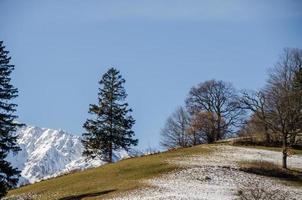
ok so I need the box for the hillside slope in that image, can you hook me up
[114,145,302,200]
[6,144,302,200]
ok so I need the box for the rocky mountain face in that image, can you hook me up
[6,126,130,185]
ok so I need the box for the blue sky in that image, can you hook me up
[1,0,301,149]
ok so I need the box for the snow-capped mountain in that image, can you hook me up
[6,125,130,185]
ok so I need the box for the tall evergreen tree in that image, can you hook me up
[0,41,21,198]
[82,68,138,163]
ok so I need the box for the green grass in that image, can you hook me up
[7,145,211,200]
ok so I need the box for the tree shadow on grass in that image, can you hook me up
[239,160,302,185]
[59,189,116,200]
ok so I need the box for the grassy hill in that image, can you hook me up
[6,145,212,200]
[6,143,302,200]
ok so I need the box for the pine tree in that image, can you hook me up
[0,41,21,198]
[82,68,138,163]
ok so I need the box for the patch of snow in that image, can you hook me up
[111,146,302,200]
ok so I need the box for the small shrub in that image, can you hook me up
[237,178,291,200]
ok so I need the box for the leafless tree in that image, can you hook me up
[186,124,203,146]
[186,80,244,142]
[237,113,274,145]
[241,48,302,169]
[160,106,191,149]
[240,91,271,144]
[189,111,227,144]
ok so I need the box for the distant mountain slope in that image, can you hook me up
[6,125,130,185]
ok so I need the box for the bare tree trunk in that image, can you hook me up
[282,134,287,169]
[216,115,221,141]
[193,131,197,145]
[282,148,287,169]
[264,125,270,145]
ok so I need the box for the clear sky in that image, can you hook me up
[0,0,301,149]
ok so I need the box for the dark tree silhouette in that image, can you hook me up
[0,41,22,198]
[82,68,138,163]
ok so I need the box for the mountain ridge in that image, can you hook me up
[6,125,130,185]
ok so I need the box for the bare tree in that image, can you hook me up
[241,48,302,169]
[186,125,203,146]
[160,106,191,149]
[237,112,273,145]
[240,91,271,144]
[189,111,227,144]
[186,80,244,142]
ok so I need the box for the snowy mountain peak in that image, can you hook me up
[6,125,130,185]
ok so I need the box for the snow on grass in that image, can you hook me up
[112,146,302,200]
